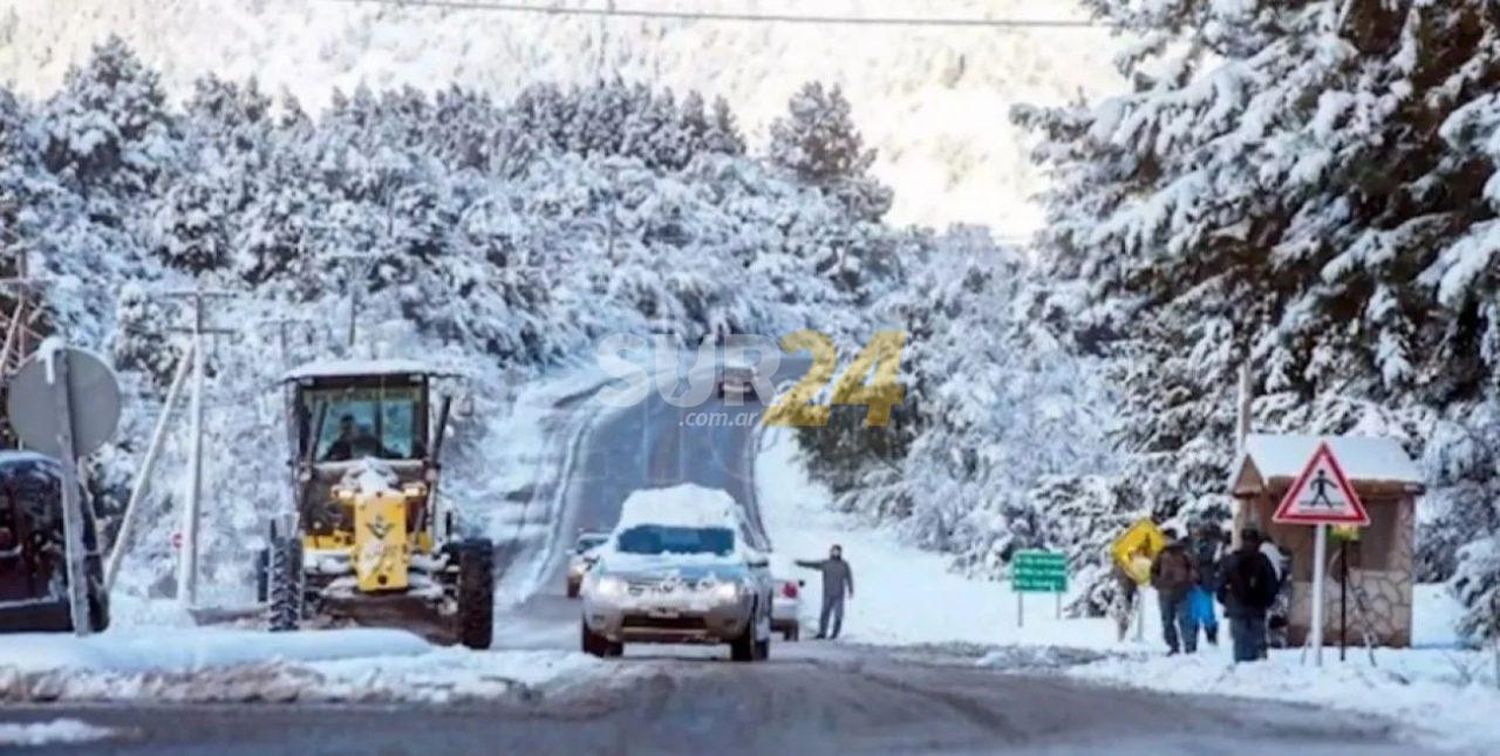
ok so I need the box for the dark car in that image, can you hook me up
[0,451,109,633]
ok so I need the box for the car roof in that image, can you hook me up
[616,484,738,530]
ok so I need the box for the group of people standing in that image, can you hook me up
[1145,523,1290,662]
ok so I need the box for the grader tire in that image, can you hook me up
[457,539,495,650]
[267,535,304,632]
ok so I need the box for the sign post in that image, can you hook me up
[1272,442,1369,667]
[1012,550,1068,629]
[1109,520,1165,643]
[5,341,122,637]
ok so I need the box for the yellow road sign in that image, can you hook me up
[1110,518,1167,585]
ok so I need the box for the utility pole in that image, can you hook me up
[261,317,317,372]
[105,340,195,591]
[327,253,376,352]
[0,251,44,379]
[162,289,234,608]
[1236,360,1252,454]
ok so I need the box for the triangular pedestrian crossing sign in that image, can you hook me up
[1273,442,1370,526]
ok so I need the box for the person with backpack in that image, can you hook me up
[1187,522,1224,646]
[1217,528,1281,662]
[1260,535,1292,653]
[1149,528,1198,654]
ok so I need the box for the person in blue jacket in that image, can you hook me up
[1188,521,1225,646]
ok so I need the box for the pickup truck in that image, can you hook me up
[580,484,774,662]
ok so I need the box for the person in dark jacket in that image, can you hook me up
[1149,528,1199,654]
[796,544,854,640]
[1187,522,1224,646]
[1217,528,1281,663]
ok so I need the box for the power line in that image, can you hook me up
[317,0,1105,29]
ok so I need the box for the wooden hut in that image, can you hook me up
[1229,434,1424,648]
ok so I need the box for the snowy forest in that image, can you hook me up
[0,37,1032,603]
[4,0,1500,647]
[795,0,1500,643]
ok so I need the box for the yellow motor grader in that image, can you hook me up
[258,359,493,649]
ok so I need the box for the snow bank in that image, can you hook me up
[967,585,1496,751]
[0,628,431,674]
[1066,646,1500,752]
[0,719,121,748]
[0,648,601,705]
[296,649,602,704]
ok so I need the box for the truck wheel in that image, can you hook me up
[457,539,495,650]
[784,625,799,642]
[582,620,621,658]
[731,603,764,662]
[267,534,303,632]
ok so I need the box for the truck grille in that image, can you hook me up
[622,615,708,631]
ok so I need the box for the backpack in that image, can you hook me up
[1191,539,1220,584]
[1152,547,1195,592]
[1226,551,1277,610]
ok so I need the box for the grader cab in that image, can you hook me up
[261,359,493,649]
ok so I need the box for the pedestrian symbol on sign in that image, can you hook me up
[1272,443,1370,526]
[1309,470,1337,507]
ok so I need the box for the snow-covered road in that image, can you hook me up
[3,641,1411,755]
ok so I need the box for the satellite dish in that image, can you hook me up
[6,346,122,458]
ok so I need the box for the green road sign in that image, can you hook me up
[1012,550,1068,593]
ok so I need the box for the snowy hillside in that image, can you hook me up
[0,0,1124,233]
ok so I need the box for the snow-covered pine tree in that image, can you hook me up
[31,35,175,347]
[768,82,893,223]
[1017,0,1500,635]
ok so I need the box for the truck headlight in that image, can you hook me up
[593,575,627,599]
[712,581,742,603]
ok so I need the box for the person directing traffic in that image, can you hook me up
[796,544,854,640]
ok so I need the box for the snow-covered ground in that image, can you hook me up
[0,627,430,674]
[0,0,1124,234]
[758,426,1123,648]
[758,426,1500,752]
[0,626,599,704]
[0,719,122,748]
[1061,586,1500,753]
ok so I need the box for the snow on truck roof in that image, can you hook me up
[616,484,740,530]
[281,359,459,382]
[1233,433,1423,489]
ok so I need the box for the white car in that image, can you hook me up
[580,484,775,662]
[717,363,760,400]
[771,576,804,641]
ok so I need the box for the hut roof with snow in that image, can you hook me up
[1230,433,1424,497]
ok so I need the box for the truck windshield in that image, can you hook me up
[576,535,609,554]
[615,525,735,556]
[303,386,422,461]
